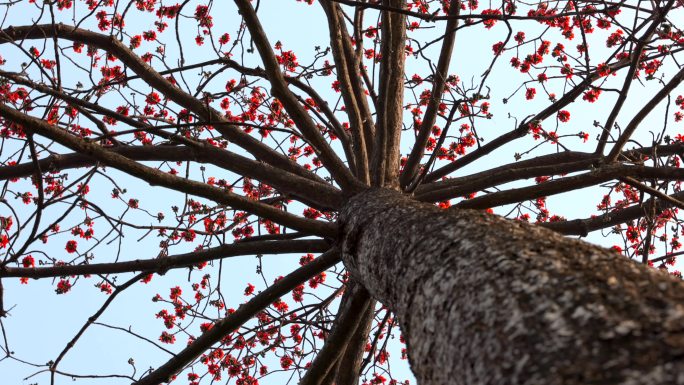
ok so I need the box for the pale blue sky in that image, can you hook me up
[1,1,683,384]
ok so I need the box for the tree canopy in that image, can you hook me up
[1,1,684,384]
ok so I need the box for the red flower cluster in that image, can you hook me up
[159,331,176,344]
[583,89,601,103]
[65,240,78,254]
[145,92,161,105]
[22,255,35,268]
[56,279,72,294]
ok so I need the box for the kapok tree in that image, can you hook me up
[1,0,684,384]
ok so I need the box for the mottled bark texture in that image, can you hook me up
[339,189,684,385]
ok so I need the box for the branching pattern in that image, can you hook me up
[0,1,683,385]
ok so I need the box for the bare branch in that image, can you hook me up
[50,273,147,383]
[0,99,342,210]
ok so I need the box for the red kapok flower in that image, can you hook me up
[22,255,35,268]
[65,240,78,253]
[56,279,72,294]
[557,110,571,122]
[244,283,255,296]
[145,92,161,105]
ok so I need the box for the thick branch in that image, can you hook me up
[233,0,360,192]
[620,176,684,211]
[607,65,684,161]
[455,164,684,210]
[299,284,372,385]
[0,24,321,183]
[181,59,356,165]
[424,55,635,183]
[400,0,459,188]
[0,103,336,238]
[134,249,340,385]
[320,0,371,183]
[371,0,407,188]
[0,142,341,213]
[542,189,684,236]
[329,287,375,385]
[338,1,377,169]
[1,239,329,278]
[417,155,597,202]
[594,1,674,154]
[417,143,684,202]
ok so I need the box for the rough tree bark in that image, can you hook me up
[340,189,684,385]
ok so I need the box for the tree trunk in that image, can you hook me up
[339,189,684,385]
